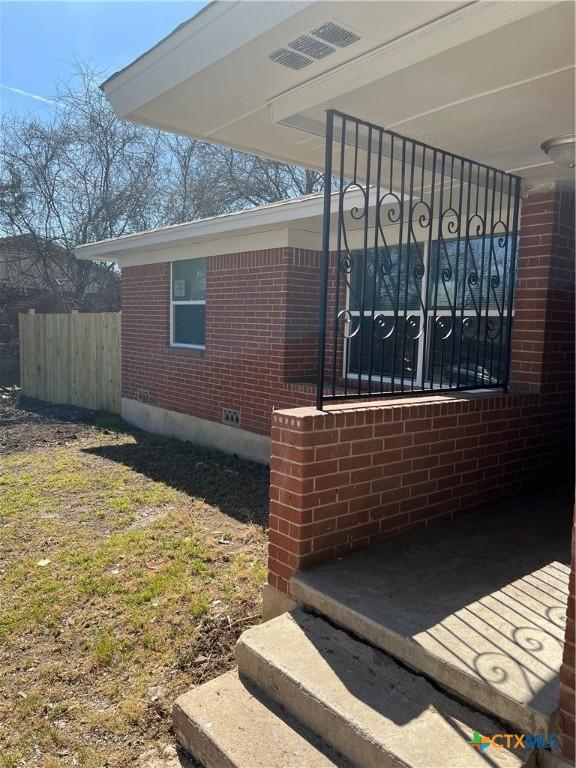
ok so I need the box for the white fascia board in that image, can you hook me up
[269,0,555,125]
[75,194,331,262]
[73,187,380,263]
[104,0,313,119]
[82,227,322,268]
[108,228,290,268]
[115,228,322,267]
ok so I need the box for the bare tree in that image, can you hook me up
[157,135,236,223]
[0,66,166,306]
[209,147,323,208]
[0,63,324,309]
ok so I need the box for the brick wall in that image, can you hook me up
[121,248,320,436]
[268,391,572,594]
[121,246,357,432]
[283,251,321,383]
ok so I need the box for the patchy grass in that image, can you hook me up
[0,395,269,767]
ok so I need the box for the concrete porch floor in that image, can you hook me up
[292,486,573,735]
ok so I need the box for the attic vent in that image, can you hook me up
[269,48,313,70]
[288,34,335,60]
[311,21,361,48]
[269,21,360,70]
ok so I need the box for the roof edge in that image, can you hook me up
[101,0,220,92]
[75,191,333,260]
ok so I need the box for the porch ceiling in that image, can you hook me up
[104,1,575,186]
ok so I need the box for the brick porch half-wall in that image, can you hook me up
[269,390,572,593]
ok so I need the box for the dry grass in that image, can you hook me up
[0,395,269,767]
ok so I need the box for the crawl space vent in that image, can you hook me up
[223,408,241,427]
[269,20,360,70]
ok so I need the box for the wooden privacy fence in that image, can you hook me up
[19,311,121,414]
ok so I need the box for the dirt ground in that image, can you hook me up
[0,388,270,768]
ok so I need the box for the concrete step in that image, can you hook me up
[291,493,570,734]
[236,609,534,768]
[173,669,351,768]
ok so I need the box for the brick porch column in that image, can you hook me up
[559,516,575,764]
[509,184,575,395]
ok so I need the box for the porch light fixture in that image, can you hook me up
[540,134,576,168]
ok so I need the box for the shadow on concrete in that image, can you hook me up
[293,486,573,728]
[245,608,525,768]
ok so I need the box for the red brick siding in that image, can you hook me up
[283,251,321,383]
[121,248,320,435]
[282,251,346,389]
[121,186,574,439]
[560,517,576,763]
[268,391,572,594]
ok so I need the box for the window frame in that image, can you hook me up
[345,238,508,389]
[170,259,207,350]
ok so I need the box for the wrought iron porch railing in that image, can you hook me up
[317,110,522,409]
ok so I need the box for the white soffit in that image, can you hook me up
[103,0,576,185]
[269,0,559,123]
[269,2,575,183]
[104,1,467,143]
[103,1,316,119]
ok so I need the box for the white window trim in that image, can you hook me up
[170,260,206,350]
[344,239,505,388]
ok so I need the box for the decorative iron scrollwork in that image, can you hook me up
[317,109,521,408]
[373,314,395,340]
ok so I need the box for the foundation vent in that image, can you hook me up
[269,20,360,70]
[136,388,150,404]
[223,408,241,427]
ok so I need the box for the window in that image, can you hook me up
[171,258,207,347]
[347,236,513,389]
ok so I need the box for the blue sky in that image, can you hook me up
[0,1,208,118]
